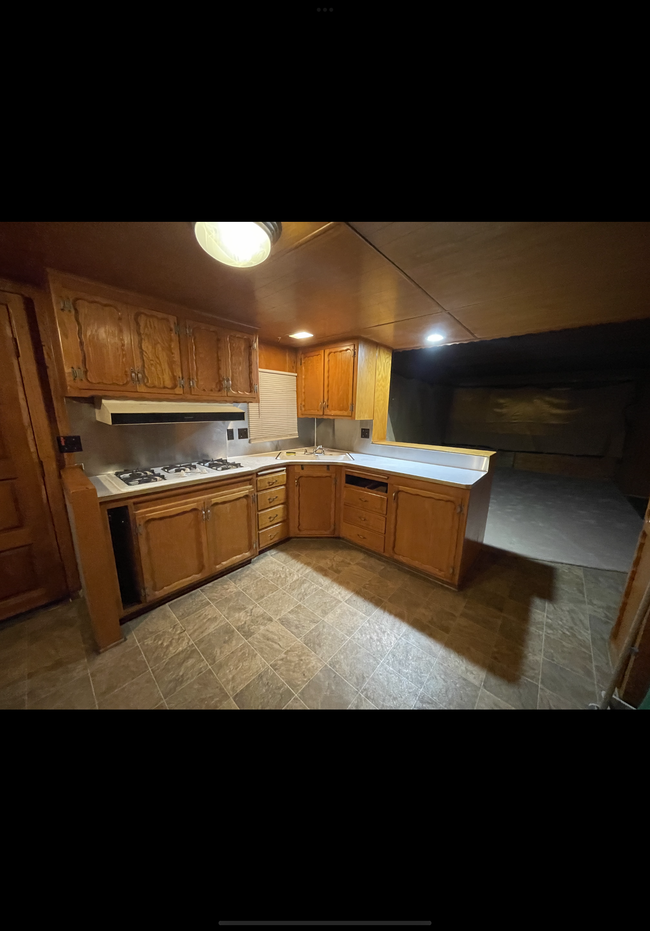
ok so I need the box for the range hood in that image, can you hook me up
[95,399,246,425]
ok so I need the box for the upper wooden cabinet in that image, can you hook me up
[297,339,378,419]
[48,273,259,401]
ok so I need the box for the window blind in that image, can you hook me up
[248,369,299,442]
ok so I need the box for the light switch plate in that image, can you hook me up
[227,429,234,440]
[361,428,370,439]
[238,428,248,439]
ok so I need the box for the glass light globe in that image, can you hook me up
[194,222,272,267]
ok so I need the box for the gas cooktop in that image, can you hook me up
[114,458,243,487]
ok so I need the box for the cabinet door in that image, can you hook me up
[298,349,324,416]
[205,483,256,573]
[386,482,463,581]
[187,320,228,398]
[221,329,259,401]
[0,298,67,620]
[56,290,137,392]
[130,307,183,395]
[324,343,355,417]
[135,497,209,601]
[290,467,337,536]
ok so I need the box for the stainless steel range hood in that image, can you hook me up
[95,399,246,425]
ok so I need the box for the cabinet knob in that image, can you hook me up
[358,533,366,539]
[359,496,368,502]
[359,516,367,521]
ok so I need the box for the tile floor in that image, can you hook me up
[0,538,628,710]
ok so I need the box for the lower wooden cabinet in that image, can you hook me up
[205,483,257,574]
[133,482,256,601]
[386,479,465,583]
[289,465,338,536]
[135,496,209,601]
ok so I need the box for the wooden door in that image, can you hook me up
[130,307,183,395]
[221,329,258,401]
[205,483,257,574]
[187,320,228,398]
[290,466,337,536]
[135,496,209,601]
[386,482,463,581]
[55,289,137,393]
[298,349,324,416]
[0,298,67,620]
[324,343,355,417]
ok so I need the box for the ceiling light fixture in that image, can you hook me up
[289,332,313,339]
[426,333,444,343]
[192,222,282,268]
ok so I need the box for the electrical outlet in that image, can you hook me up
[57,435,83,453]
[238,428,248,439]
[227,428,234,440]
[361,428,370,439]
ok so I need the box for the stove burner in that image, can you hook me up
[161,463,199,473]
[197,459,243,471]
[115,469,166,486]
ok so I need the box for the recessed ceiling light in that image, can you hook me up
[426,333,444,343]
[289,332,314,339]
[192,222,282,267]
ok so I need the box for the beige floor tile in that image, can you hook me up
[298,665,359,709]
[88,640,150,700]
[27,656,89,705]
[540,658,596,706]
[328,638,381,691]
[166,669,230,710]
[542,633,595,681]
[151,644,209,699]
[247,619,298,663]
[420,664,480,710]
[201,575,239,600]
[278,604,322,638]
[257,589,300,621]
[284,695,309,709]
[139,626,193,670]
[0,676,27,710]
[326,601,368,637]
[238,576,280,603]
[98,671,162,710]
[29,673,96,710]
[212,641,267,696]
[482,661,539,709]
[233,666,294,710]
[348,692,378,709]
[271,641,324,692]
[177,602,227,641]
[228,603,275,640]
[300,620,348,662]
[127,604,180,642]
[168,589,213,622]
[360,662,420,709]
[475,689,516,710]
[192,622,246,667]
[382,637,437,688]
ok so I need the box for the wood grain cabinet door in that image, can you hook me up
[386,482,464,581]
[220,330,259,401]
[130,307,183,395]
[135,497,209,601]
[297,349,324,416]
[324,343,355,417]
[290,466,337,536]
[205,483,257,573]
[56,291,137,392]
[0,299,67,620]
[186,320,228,397]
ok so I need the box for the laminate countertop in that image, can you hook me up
[89,448,490,502]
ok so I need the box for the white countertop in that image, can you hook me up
[89,448,489,500]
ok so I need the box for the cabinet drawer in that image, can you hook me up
[343,505,386,535]
[258,503,288,530]
[344,485,387,515]
[341,522,385,554]
[257,470,287,491]
[257,485,287,511]
[259,520,289,549]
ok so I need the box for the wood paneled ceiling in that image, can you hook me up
[1,220,648,349]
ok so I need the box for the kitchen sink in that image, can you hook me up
[273,448,354,461]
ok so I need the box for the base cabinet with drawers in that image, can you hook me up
[100,460,492,622]
[256,468,289,549]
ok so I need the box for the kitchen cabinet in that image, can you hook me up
[289,465,338,536]
[257,469,289,549]
[48,273,259,401]
[340,470,389,555]
[386,478,465,583]
[297,339,378,420]
[130,305,184,395]
[205,483,257,574]
[134,495,209,601]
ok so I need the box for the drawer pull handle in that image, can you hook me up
[358,534,366,539]
[268,495,278,503]
[359,496,368,502]
[267,481,277,486]
[270,532,277,540]
[269,513,278,521]
[359,516,367,521]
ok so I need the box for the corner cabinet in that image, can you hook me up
[289,465,339,536]
[385,478,466,584]
[48,273,259,401]
[297,339,378,420]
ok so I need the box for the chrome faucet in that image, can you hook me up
[314,445,325,455]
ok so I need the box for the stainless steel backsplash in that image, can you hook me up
[67,399,315,476]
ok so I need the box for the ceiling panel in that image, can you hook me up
[359,312,476,349]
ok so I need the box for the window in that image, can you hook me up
[248,369,299,442]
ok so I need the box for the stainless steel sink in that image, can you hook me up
[273,448,353,461]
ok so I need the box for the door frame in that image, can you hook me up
[0,281,80,595]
